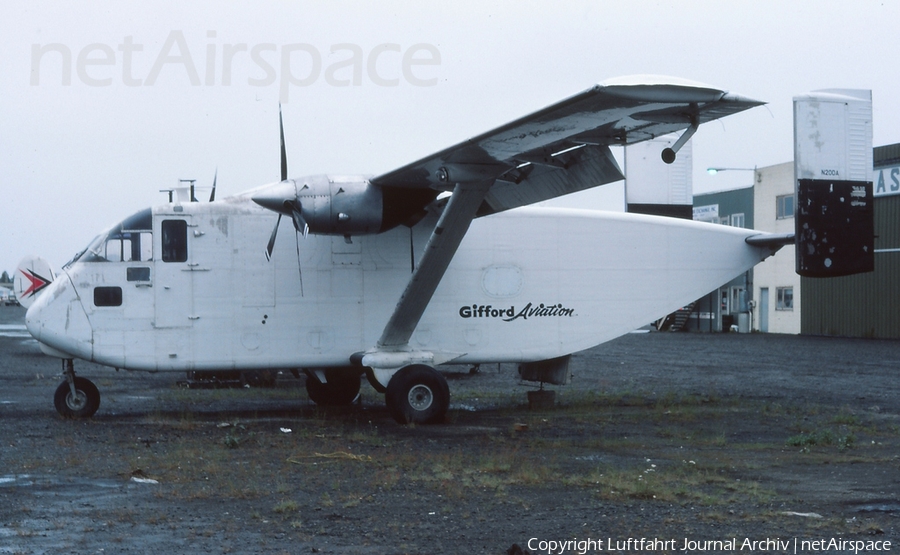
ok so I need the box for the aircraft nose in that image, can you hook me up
[251,181,297,214]
[25,273,93,360]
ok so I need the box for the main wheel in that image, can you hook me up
[305,369,361,406]
[54,377,100,418]
[385,365,449,424]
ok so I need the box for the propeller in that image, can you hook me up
[279,103,288,182]
[264,104,309,261]
[265,199,309,261]
[265,214,282,261]
[289,200,309,238]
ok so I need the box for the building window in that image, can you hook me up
[776,286,793,311]
[730,286,745,313]
[776,194,794,219]
[730,213,745,228]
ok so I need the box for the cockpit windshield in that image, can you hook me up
[69,208,153,265]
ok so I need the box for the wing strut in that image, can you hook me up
[661,113,698,164]
[377,181,492,349]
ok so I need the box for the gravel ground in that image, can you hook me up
[1,304,899,554]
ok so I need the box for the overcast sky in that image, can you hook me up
[2,0,899,275]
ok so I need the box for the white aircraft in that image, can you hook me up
[17,76,866,424]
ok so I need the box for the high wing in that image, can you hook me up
[371,75,763,216]
[363,77,763,363]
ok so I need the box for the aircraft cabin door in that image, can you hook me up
[154,215,195,328]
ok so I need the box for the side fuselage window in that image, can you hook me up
[161,220,188,262]
[94,286,123,307]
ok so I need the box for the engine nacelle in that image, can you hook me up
[294,175,384,235]
[252,174,438,236]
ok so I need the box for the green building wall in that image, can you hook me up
[801,145,900,338]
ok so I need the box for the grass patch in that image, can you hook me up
[786,429,855,452]
[272,500,299,514]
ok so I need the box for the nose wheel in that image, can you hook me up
[54,360,100,418]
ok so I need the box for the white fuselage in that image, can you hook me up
[26,194,773,372]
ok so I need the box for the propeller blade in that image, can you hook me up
[209,168,218,202]
[279,104,288,182]
[265,213,282,261]
[288,201,309,238]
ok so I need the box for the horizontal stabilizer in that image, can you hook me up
[744,232,794,249]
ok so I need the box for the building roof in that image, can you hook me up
[874,143,900,167]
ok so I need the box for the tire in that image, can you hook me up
[364,368,387,393]
[54,377,100,418]
[385,365,449,425]
[305,369,361,406]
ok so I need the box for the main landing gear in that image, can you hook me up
[306,365,450,425]
[385,365,449,425]
[304,369,362,406]
[54,359,100,418]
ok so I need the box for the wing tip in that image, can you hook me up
[598,74,764,108]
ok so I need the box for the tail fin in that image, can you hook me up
[14,256,55,309]
[795,179,874,277]
[625,134,693,220]
[793,89,874,278]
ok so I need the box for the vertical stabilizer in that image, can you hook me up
[793,89,874,277]
[14,256,56,308]
[625,134,693,219]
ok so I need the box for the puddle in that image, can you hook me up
[855,502,900,514]
[0,474,121,490]
[0,324,30,338]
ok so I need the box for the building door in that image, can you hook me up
[759,287,769,333]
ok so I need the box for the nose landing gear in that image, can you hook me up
[54,359,100,418]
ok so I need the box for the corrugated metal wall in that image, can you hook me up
[801,194,900,338]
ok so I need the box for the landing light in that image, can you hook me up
[707,167,755,175]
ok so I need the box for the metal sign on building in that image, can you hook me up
[874,165,900,197]
[692,204,719,222]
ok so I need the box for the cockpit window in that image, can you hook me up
[70,208,153,265]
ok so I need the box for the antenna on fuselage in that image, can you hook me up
[180,179,197,202]
[209,168,218,202]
